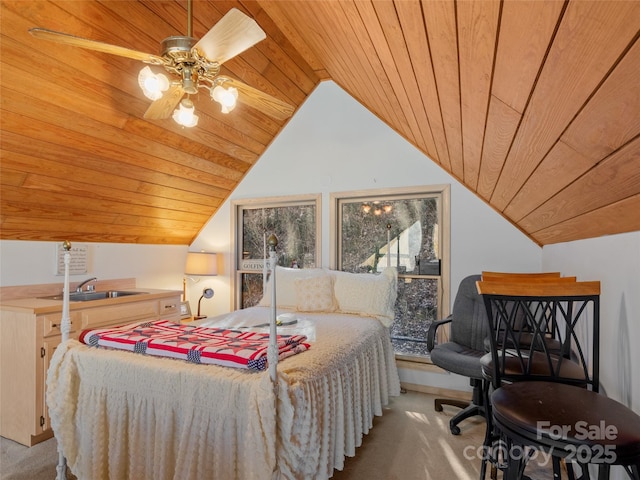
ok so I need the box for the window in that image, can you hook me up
[232,194,321,309]
[331,185,450,362]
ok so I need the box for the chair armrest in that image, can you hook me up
[427,315,452,352]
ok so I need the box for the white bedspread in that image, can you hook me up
[47,307,401,480]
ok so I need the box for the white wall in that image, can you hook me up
[543,232,640,411]
[543,231,640,480]
[0,241,187,292]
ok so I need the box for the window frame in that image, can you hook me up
[330,185,451,363]
[231,194,322,310]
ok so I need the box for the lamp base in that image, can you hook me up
[193,315,207,320]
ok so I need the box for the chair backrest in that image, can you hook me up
[481,276,577,339]
[449,274,489,351]
[481,271,562,281]
[476,280,601,392]
[482,272,576,285]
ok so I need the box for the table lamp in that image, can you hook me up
[184,252,218,317]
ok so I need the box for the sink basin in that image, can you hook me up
[39,290,147,302]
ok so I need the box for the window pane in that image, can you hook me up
[236,198,319,310]
[241,273,264,309]
[392,278,439,358]
[340,197,439,274]
[336,190,446,362]
[241,205,317,270]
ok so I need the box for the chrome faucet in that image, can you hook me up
[76,277,98,293]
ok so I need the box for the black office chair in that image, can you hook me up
[477,279,640,480]
[427,274,489,435]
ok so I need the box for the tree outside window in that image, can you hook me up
[233,195,320,309]
[333,186,450,361]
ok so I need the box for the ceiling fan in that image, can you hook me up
[29,2,295,127]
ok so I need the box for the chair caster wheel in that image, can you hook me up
[450,424,461,435]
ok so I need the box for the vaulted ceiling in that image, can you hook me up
[1,0,639,246]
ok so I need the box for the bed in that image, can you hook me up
[47,261,401,480]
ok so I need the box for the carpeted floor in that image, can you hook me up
[1,390,551,479]
[1,433,76,480]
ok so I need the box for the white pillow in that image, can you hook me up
[331,268,398,326]
[295,274,336,312]
[258,266,326,308]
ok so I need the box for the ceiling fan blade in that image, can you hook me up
[193,8,266,65]
[144,84,185,120]
[218,76,295,121]
[29,28,161,63]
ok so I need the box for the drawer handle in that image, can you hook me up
[164,304,177,309]
[52,323,59,328]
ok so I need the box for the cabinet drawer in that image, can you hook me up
[42,312,79,338]
[80,301,159,330]
[160,297,180,318]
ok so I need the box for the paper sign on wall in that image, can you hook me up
[56,243,89,275]
[240,259,265,271]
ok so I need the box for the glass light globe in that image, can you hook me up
[172,99,199,127]
[138,66,169,100]
[211,85,238,113]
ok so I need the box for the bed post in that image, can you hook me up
[266,234,278,387]
[386,224,391,268]
[263,231,268,296]
[55,240,72,480]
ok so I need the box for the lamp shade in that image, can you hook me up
[185,252,218,276]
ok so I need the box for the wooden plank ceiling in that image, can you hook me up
[1,0,639,246]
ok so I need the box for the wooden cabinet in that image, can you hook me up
[40,335,64,433]
[0,291,181,446]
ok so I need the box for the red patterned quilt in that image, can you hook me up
[79,319,310,371]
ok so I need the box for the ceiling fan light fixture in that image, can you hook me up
[181,67,198,95]
[30,7,295,124]
[138,66,169,100]
[211,85,238,113]
[172,98,199,127]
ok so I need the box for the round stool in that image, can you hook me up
[491,381,640,479]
